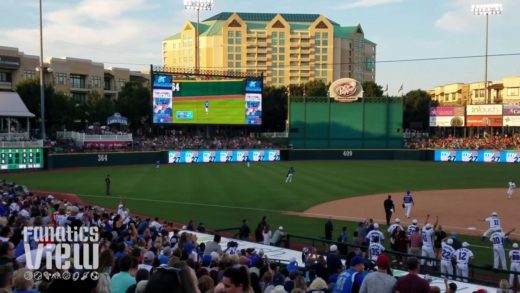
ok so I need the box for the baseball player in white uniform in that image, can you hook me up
[454,242,474,282]
[402,191,414,218]
[421,215,438,267]
[366,223,385,244]
[509,243,520,287]
[407,219,419,235]
[368,237,385,264]
[507,180,516,199]
[387,218,403,235]
[490,228,515,270]
[482,212,502,240]
[441,239,456,279]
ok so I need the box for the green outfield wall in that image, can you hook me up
[46,151,164,169]
[289,97,403,149]
[284,149,432,161]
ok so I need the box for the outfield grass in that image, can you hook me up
[4,160,520,267]
[172,98,245,124]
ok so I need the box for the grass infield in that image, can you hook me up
[4,160,520,267]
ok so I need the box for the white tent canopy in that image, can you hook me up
[0,92,35,117]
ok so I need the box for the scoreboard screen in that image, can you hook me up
[152,74,262,125]
[0,148,44,170]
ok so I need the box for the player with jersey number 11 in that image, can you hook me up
[481,211,501,241]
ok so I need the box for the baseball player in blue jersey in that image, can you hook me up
[509,243,520,287]
[285,167,295,183]
[403,191,414,218]
[205,100,209,114]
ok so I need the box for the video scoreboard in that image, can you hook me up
[152,73,262,125]
[0,148,44,170]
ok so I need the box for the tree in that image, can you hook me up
[403,90,432,129]
[262,85,287,132]
[87,91,114,125]
[304,80,328,97]
[288,84,304,96]
[115,81,151,130]
[15,79,76,134]
[361,81,384,97]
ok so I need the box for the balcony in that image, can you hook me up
[0,81,12,90]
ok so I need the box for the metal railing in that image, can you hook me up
[56,131,133,142]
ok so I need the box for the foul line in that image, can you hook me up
[78,193,517,249]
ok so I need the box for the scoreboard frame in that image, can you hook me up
[0,148,44,171]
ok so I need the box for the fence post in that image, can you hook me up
[285,234,290,249]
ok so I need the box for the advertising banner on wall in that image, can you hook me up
[466,105,502,116]
[466,115,503,127]
[434,150,519,163]
[503,105,520,116]
[168,149,280,164]
[429,107,465,127]
[503,116,520,126]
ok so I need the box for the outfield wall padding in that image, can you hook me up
[47,151,164,169]
[285,149,431,161]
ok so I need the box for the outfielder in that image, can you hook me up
[366,223,385,244]
[509,243,520,288]
[454,242,474,282]
[402,191,414,218]
[421,215,438,267]
[440,239,456,279]
[490,228,515,270]
[507,180,516,199]
[285,167,295,183]
[482,212,502,240]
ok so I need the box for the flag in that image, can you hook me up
[383,84,389,95]
[398,84,404,96]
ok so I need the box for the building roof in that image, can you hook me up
[201,20,226,36]
[163,32,182,41]
[334,26,363,38]
[0,92,35,117]
[204,12,339,25]
[245,22,267,30]
[364,39,376,46]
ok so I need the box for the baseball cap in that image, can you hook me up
[278,226,284,230]
[412,219,418,224]
[144,251,155,261]
[375,255,390,269]
[330,245,338,252]
[373,223,379,229]
[290,257,297,263]
[513,243,519,249]
[118,204,124,209]
[447,239,453,245]
[350,256,365,266]
[462,242,470,248]
[395,218,401,223]
[425,223,432,229]
[492,212,498,216]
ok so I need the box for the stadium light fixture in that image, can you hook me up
[184,0,214,72]
[471,3,503,104]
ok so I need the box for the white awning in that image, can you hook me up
[0,92,35,117]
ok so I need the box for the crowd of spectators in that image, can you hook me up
[405,133,520,150]
[0,179,511,293]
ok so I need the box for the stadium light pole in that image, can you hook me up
[38,0,46,140]
[184,0,214,73]
[472,3,503,104]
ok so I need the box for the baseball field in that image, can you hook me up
[172,96,245,124]
[3,160,520,267]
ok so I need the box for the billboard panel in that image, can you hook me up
[168,149,280,164]
[466,105,502,116]
[466,115,503,127]
[503,116,520,126]
[429,116,465,127]
[434,150,519,163]
[503,105,520,116]
[429,106,465,117]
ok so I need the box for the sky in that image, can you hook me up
[1,0,519,94]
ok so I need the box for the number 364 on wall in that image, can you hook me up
[97,154,108,162]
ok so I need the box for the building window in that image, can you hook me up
[507,88,519,97]
[56,73,66,85]
[118,79,126,90]
[0,71,12,82]
[23,70,36,80]
[72,92,86,104]
[227,30,242,70]
[70,74,86,89]
[104,77,112,91]
[91,76,101,88]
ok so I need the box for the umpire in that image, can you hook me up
[383,195,395,225]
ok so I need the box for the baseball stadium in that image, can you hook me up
[1,64,520,292]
